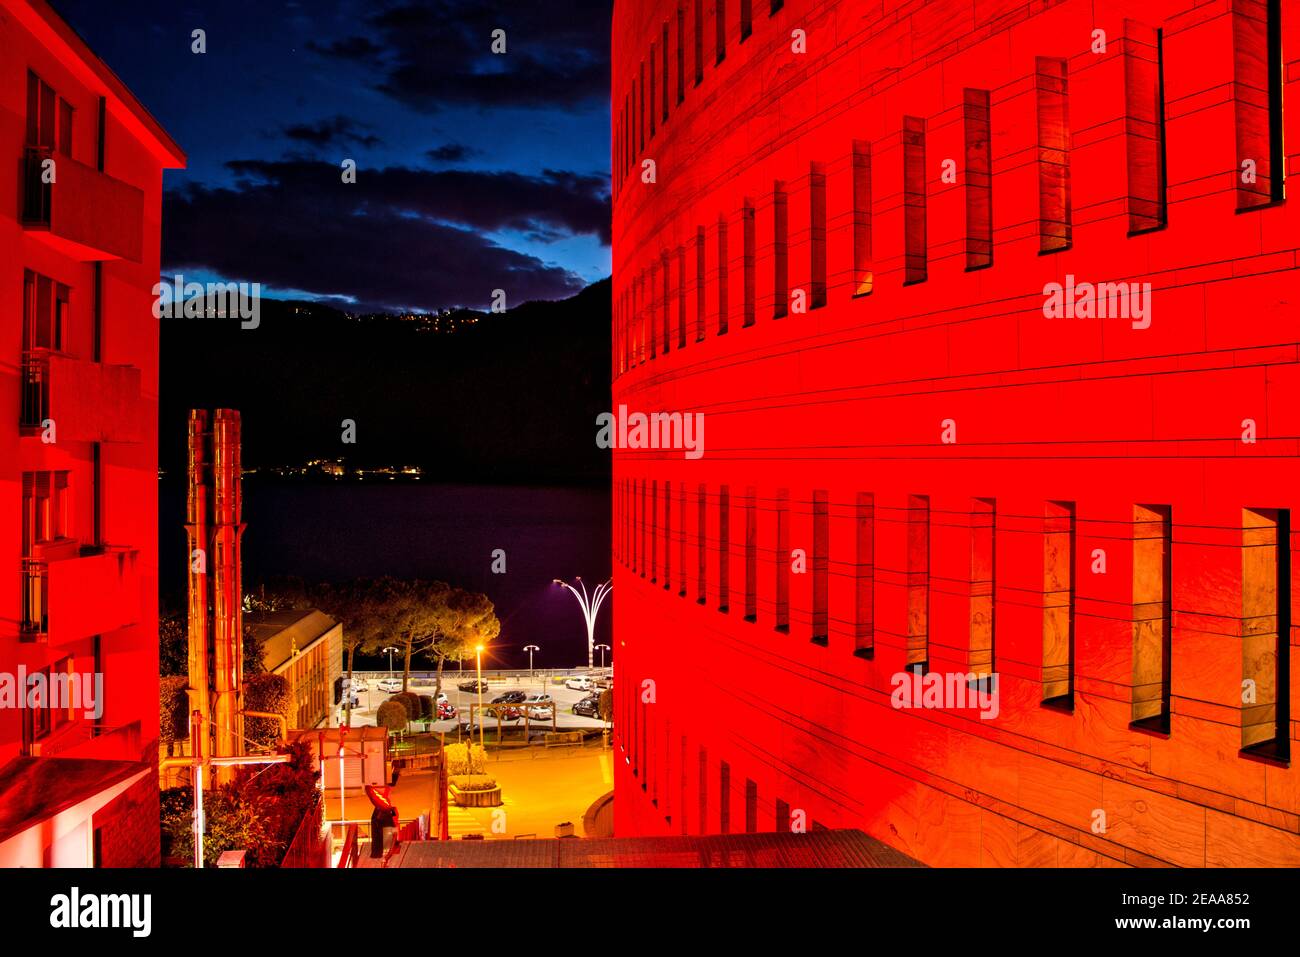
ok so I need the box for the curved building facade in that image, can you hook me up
[611,0,1300,866]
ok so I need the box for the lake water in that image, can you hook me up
[159,480,612,670]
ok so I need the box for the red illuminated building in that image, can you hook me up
[0,0,184,865]
[611,0,1300,866]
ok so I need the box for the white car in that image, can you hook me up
[346,677,368,693]
[524,694,554,720]
[565,676,594,692]
[376,677,403,693]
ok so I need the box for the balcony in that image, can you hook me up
[20,147,144,262]
[19,546,140,644]
[32,720,144,763]
[21,349,143,443]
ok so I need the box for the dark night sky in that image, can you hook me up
[50,0,612,312]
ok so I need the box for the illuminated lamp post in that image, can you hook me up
[475,644,486,758]
[523,644,540,680]
[553,576,612,670]
[595,644,611,671]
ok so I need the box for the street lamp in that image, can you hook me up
[523,644,540,679]
[381,645,398,678]
[475,644,485,757]
[553,576,612,670]
[595,643,611,670]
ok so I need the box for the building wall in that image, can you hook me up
[0,0,183,864]
[611,0,1300,866]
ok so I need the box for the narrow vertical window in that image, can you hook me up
[639,64,646,151]
[771,0,784,12]
[630,479,639,574]
[812,490,829,645]
[742,200,756,327]
[852,140,873,295]
[648,261,658,359]
[902,116,928,284]
[697,483,708,603]
[854,492,874,658]
[773,180,788,317]
[677,245,688,348]
[906,494,930,668]
[695,227,707,341]
[963,89,993,269]
[745,779,758,832]
[717,215,729,334]
[694,0,704,85]
[664,481,673,590]
[1131,504,1171,731]
[741,0,752,40]
[698,746,708,830]
[970,498,996,679]
[677,6,686,104]
[775,798,790,833]
[650,480,658,583]
[744,487,757,621]
[679,737,689,833]
[662,22,670,123]
[716,0,727,64]
[775,488,790,632]
[678,484,688,596]
[649,43,657,137]
[1035,57,1072,251]
[718,484,730,613]
[661,250,671,354]
[809,161,827,308]
[1233,0,1284,209]
[1124,21,1167,232]
[719,761,731,833]
[1042,501,1076,708]
[640,480,648,577]
[1241,507,1289,759]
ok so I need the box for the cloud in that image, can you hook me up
[162,159,609,312]
[426,143,480,163]
[310,0,610,111]
[281,115,384,149]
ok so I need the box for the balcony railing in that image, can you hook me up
[19,558,47,639]
[19,146,144,262]
[20,351,50,429]
[18,349,143,442]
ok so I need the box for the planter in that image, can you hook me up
[554,822,575,838]
[449,783,503,808]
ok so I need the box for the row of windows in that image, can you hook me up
[614,4,1285,378]
[615,0,785,199]
[616,480,1291,760]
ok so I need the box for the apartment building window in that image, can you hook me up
[1036,57,1072,251]
[719,761,731,833]
[903,116,928,284]
[677,245,688,348]
[678,484,688,596]
[964,89,993,269]
[775,797,790,832]
[698,746,709,829]
[697,484,708,603]
[809,162,827,308]
[970,498,996,679]
[650,480,658,582]
[696,227,707,341]
[717,215,729,334]
[649,260,658,360]
[1131,504,1171,731]
[1042,501,1076,708]
[694,0,705,85]
[741,0,752,40]
[664,481,673,590]
[744,488,757,621]
[1233,0,1284,209]
[677,6,687,103]
[745,779,758,832]
[661,250,671,353]
[679,736,689,833]
[906,495,930,668]
[1124,23,1167,232]
[649,42,657,138]
[24,72,73,224]
[23,471,71,549]
[812,490,829,645]
[854,492,874,658]
[1241,507,1290,759]
[718,485,730,613]
[742,200,756,327]
[716,0,727,64]
[773,181,788,317]
[662,23,670,123]
[775,488,790,632]
[20,657,71,754]
[852,140,873,295]
[22,271,71,428]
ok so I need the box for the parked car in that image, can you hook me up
[524,694,554,720]
[572,694,601,718]
[458,679,489,693]
[565,676,594,692]
[436,701,457,720]
[486,704,522,720]
[376,677,403,693]
[346,677,368,693]
[491,690,526,704]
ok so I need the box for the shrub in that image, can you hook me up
[417,694,435,719]
[598,689,614,724]
[244,672,292,748]
[376,699,408,731]
[159,676,189,746]
[443,742,487,775]
[449,774,497,791]
[391,691,421,722]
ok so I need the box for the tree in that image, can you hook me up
[376,699,408,732]
[411,585,501,713]
[244,673,292,749]
[159,612,188,676]
[310,577,399,727]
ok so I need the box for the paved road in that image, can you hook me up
[336,671,609,731]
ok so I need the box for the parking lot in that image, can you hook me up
[336,669,610,733]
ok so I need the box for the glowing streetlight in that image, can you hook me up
[475,644,485,757]
[553,576,612,670]
[381,645,398,677]
[595,643,611,670]
[523,644,540,678]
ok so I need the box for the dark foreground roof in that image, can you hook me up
[372,829,923,868]
[0,756,148,845]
